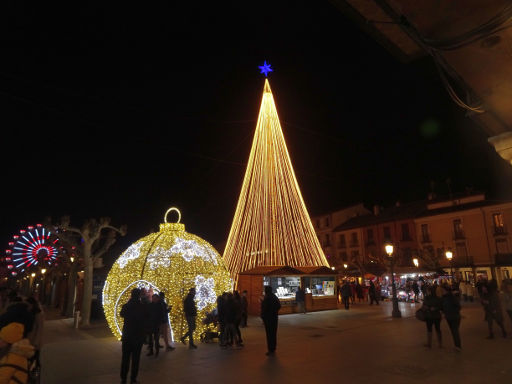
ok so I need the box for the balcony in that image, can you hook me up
[493,226,507,236]
[421,236,431,243]
[453,231,465,240]
[338,242,347,249]
[366,239,376,246]
[349,241,359,248]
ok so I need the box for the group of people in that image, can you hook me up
[337,280,379,309]
[418,277,512,352]
[120,287,252,384]
[0,288,44,384]
[215,290,248,348]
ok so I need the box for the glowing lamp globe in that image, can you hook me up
[103,208,232,341]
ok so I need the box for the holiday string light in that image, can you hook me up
[103,208,232,341]
[223,79,328,284]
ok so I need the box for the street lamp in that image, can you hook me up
[70,257,75,263]
[385,243,401,318]
[445,250,453,282]
[413,258,419,268]
[343,263,348,269]
[41,269,46,275]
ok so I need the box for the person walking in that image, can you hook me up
[350,281,356,305]
[412,281,420,303]
[341,281,351,310]
[120,288,147,384]
[356,281,364,303]
[441,285,462,351]
[261,286,281,356]
[240,290,248,327]
[481,280,507,339]
[369,281,379,305]
[295,287,306,314]
[423,286,443,348]
[158,292,174,351]
[180,288,198,349]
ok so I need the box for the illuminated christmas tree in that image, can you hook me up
[224,70,328,283]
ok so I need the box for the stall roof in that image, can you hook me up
[295,266,337,275]
[239,266,303,276]
[239,265,337,276]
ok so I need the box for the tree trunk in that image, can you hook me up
[80,256,94,327]
[64,263,79,317]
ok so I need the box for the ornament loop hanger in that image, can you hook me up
[164,207,181,224]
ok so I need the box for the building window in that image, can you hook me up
[339,252,348,262]
[453,219,465,239]
[493,213,506,235]
[325,217,330,227]
[351,250,360,262]
[367,228,374,244]
[456,242,469,265]
[496,238,509,255]
[421,224,431,243]
[401,223,411,241]
[383,226,391,240]
[316,219,321,229]
[325,234,331,247]
[338,234,346,248]
[350,232,358,247]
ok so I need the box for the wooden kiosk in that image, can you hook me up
[238,265,338,315]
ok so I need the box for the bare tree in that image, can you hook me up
[58,216,127,327]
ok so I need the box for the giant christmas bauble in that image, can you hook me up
[103,208,232,341]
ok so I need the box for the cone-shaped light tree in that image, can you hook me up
[224,78,328,283]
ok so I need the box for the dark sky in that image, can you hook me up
[1,2,512,263]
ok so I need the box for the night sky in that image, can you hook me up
[2,2,512,263]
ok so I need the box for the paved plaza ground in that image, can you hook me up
[41,300,512,384]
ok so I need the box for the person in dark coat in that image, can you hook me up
[423,286,443,348]
[412,281,420,303]
[233,291,244,346]
[295,287,306,314]
[481,280,507,339]
[441,285,462,350]
[240,290,249,327]
[355,281,364,303]
[349,281,356,304]
[120,288,147,384]
[180,288,198,349]
[369,281,379,305]
[261,286,281,356]
[147,294,163,356]
[340,281,351,310]
[217,293,227,347]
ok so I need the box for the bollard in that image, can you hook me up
[74,310,80,329]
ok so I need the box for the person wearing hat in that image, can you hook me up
[120,288,147,384]
[0,322,35,384]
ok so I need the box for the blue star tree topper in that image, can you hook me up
[259,61,273,77]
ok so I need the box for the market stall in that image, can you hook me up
[238,265,338,315]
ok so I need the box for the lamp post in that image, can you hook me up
[445,250,453,283]
[385,243,401,318]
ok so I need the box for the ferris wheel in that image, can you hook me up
[5,224,60,276]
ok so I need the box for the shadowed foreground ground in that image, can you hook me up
[41,301,512,384]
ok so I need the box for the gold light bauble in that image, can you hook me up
[103,207,232,341]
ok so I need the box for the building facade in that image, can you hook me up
[312,204,371,267]
[315,195,512,284]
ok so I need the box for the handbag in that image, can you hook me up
[415,307,426,322]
